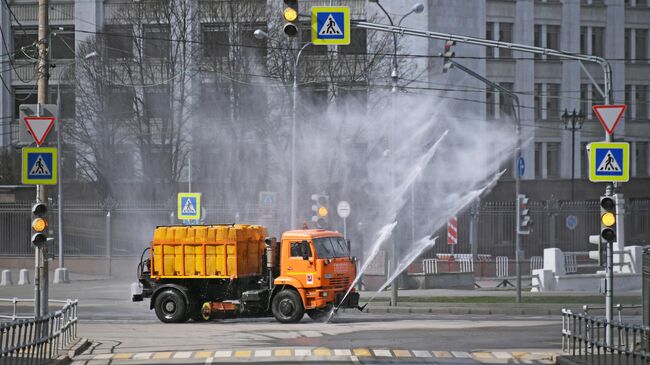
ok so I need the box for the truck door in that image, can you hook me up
[286,240,316,287]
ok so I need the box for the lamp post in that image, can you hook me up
[254,29,311,229]
[368,1,423,307]
[561,109,584,201]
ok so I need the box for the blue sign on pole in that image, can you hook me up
[518,157,525,178]
[566,215,578,230]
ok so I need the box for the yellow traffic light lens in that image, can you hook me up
[32,218,48,232]
[318,207,328,217]
[283,7,298,22]
[601,212,616,227]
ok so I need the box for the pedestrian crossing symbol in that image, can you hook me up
[589,142,629,182]
[312,6,350,45]
[178,192,201,220]
[22,147,57,185]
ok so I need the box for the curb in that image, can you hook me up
[352,304,643,317]
[55,337,91,364]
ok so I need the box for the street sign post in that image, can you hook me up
[337,201,351,239]
[518,157,525,178]
[593,105,626,135]
[22,147,57,185]
[312,6,350,45]
[588,142,630,183]
[178,193,201,221]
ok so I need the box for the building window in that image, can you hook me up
[340,29,367,55]
[535,142,543,178]
[486,86,495,120]
[486,22,494,58]
[50,27,75,59]
[239,24,267,59]
[13,28,38,59]
[547,25,560,59]
[144,87,170,121]
[546,84,560,120]
[300,26,327,56]
[106,87,135,119]
[635,29,647,62]
[637,142,648,177]
[580,84,590,118]
[13,88,37,118]
[580,27,588,54]
[592,27,605,57]
[591,84,605,114]
[534,25,542,59]
[203,24,229,58]
[105,25,134,59]
[143,25,170,59]
[499,23,513,58]
[534,83,543,120]
[546,142,560,178]
[499,82,514,119]
[636,85,648,120]
[625,29,632,61]
[625,85,633,120]
[49,88,76,119]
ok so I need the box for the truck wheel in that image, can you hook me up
[272,290,304,323]
[154,289,188,323]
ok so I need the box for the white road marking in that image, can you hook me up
[412,350,432,357]
[204,357,213,364]
[493,351,513,359]
[372,349,393,357]
[452,351,472,358]
[294,349,312,357]
[213,350,232,357]
[132,352,153,359]
[254,349,272,357]
[173,351,193,359]
[266,331,299,339]
[93,354,114,360]
[334,349,352,356]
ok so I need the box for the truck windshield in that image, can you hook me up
[313,237,349,259]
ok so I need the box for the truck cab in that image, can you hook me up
[271,229,359,322]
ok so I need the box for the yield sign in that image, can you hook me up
[23,116,56,146]
[593,105,626,135]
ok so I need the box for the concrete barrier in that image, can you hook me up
[1,269,12,286]
[18,269,30,285]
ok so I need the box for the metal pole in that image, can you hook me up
[374,1,399,307]
[343,217,347,239]
[188,156,191,193]
[106,211,112,277]
[290,42,311,229]
[56,84,63,270]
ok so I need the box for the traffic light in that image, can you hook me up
[282,0,299,37]
[589,234,605,267]
[31,202,48,247]
[311,194,329,229]
[600,195,616,243]
[516,194,531,235]
[440,40,456,73]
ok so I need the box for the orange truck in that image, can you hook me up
[132,224,361,323]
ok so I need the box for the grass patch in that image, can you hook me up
[364,295,642,305]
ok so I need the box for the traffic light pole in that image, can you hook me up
[35,0,49,318]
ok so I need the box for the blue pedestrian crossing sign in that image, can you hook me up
[589,142,629,182]
[22,147,57,185]
[178,192,201,220]
[312,6,350,45]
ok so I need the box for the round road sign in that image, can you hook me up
[337,201,351,218]
[566,215,578,230]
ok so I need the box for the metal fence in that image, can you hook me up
[562,308,650,365]
[0,299,78,363]
[0,200,281,257]
[422,199,650,259]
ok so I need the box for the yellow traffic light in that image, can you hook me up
[318,206,328,217]
[601,212,615,227]
[31,217,48,232]
[283,7,298,22]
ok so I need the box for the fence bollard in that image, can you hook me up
[18,269,30,285]
[0,269,12,286]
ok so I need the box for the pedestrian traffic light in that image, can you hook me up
[588,234,605,267]
[31,202,48,247]
[516,194,531,235]
[282,0,299,37]
[600,195,616,243]
[311,194,329,228]
[440,40,456,73]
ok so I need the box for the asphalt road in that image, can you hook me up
[1,278,566,364]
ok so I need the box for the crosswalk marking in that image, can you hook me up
[433,351,452,358]
[334,349,352,356]
[313,348,331,356]
[254,349,272,357]
[173,351,193,359]
[275,349,292,356]
[152,352,173,359]
[234,350,252,357]
[294,349,312,357]
[493,351,513,359]
[194,351,214,359]
[372,349,392,357]
[452,351,472,358]
[93,354,114,360]
[393,349,412,357]
[213,350,232,358]
[353,348,372,357]
[412,350,432,357]
[132,352,153,359]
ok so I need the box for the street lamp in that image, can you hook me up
[368,1,423,307]
[254,29,312,229]
[561,109,584,200]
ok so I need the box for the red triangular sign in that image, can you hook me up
[593,105,626,135]
[24,116,56,146]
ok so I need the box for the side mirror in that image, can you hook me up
[300,241,309,260]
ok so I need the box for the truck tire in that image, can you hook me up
[154,289,188,323]
[272,290,304,323]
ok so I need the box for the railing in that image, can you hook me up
[530,256,543,272]
[422,258,438,274]
[0,299,78,362]
[496,256,509,278]
[561,308,650,364]
[565,252,578,274]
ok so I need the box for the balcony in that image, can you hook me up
[10,3,74,24]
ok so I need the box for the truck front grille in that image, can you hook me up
[328,276,350,287]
